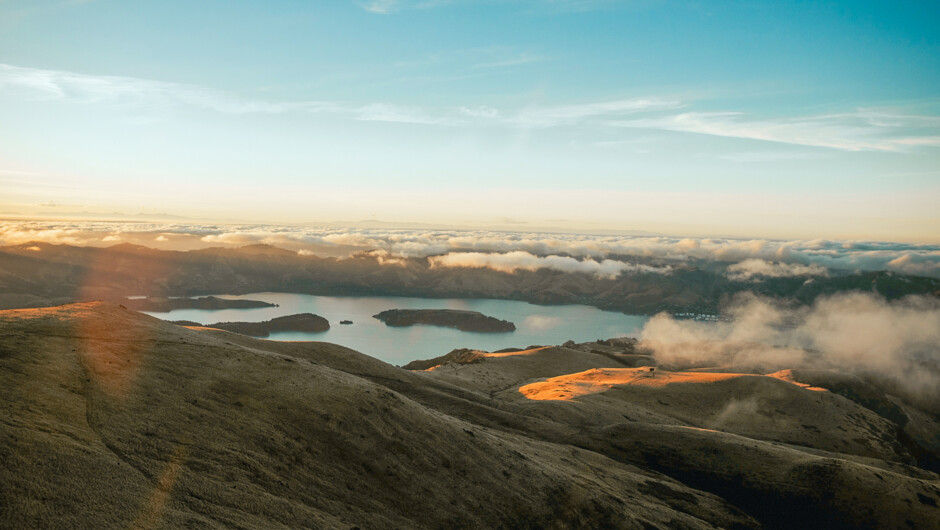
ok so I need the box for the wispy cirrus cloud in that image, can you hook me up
[613,109,940,152]
[354,103,444,124]
[352,96,682,127]
[3,63,938,149]
[387,45,546,73]
[507,98,683,128]
[468,50,545,69]
[0,63,679,127]
[359,0,400,13]
[715,151,823,163]
[0,63,441,124]
[358,0,457,14]
[356,0,634,15]
[0,63,336,114]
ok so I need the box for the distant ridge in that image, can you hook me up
[1,242,937,313]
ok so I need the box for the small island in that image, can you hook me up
[373,309,515,333]
[124,296,277,313]
[175,313,329,337]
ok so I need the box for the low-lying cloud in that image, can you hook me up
[640,292,940,407]
[1,220,938,278]
[726,259,829,281]
[428,251,671,279]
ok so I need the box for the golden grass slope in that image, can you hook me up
[415,339,940,529]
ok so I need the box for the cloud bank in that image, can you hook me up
[726,259,829,281]
[640,292,940,407]
[1,220,939,278]
[428,251,671,279]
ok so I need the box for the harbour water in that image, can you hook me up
[146,292,649,365]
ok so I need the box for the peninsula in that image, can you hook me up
[176,313,329,337]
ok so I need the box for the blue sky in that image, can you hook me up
[1,0,938,241]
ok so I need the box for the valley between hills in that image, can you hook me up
[1,302,938,529]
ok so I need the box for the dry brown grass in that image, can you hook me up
[2,303,938,529]
[1,302,759,529]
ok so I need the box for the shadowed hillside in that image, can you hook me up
[2,303,938,528]
[0,302,754,529]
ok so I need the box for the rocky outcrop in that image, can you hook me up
[402,348,486,371]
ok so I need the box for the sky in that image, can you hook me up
[1,0,938,242]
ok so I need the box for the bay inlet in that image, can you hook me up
[145,292,649,365]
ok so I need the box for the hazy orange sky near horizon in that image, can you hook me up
[3,185,938,244]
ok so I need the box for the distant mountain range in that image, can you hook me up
[122,295,277,312]
[0,241,937,314]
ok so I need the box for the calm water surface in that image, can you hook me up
[146,292,649,365]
